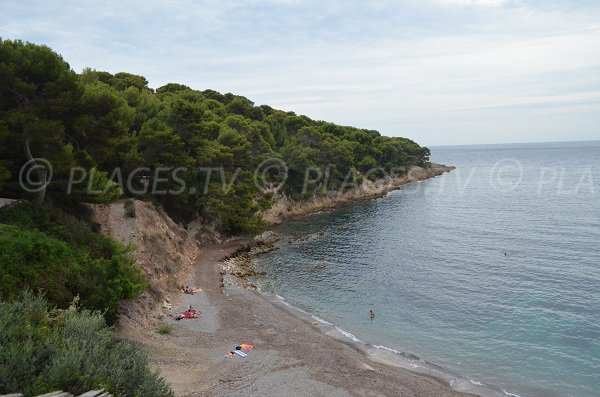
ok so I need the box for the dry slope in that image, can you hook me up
[89,200,211,328]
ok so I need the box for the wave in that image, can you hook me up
[334,326,363,343]
[310,314,333,326]
[270,292,523,397]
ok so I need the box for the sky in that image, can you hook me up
[1,0,600,145]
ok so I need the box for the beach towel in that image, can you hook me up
[180,311,200,319]
[225,344,254,359]
[224,350,247,358]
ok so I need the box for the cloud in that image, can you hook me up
[1,0,599,145]
[435,0,508,6]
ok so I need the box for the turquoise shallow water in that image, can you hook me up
[253,141,600,397]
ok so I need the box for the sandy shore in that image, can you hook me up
[119,240,476,397]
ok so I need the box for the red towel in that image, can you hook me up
[180,311,200,319]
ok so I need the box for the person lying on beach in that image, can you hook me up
[180,310,200,319]
[183,286,202,294]
[167,311,184,320]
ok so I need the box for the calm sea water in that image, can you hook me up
[253,141,600,397]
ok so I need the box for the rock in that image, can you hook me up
[254,230,281,245]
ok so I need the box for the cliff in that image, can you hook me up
[261,163,455,225]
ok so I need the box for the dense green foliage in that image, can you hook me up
[0,291,174,397]
[0,37,432,397]
[0,203,146,323]
[0,39,430,233]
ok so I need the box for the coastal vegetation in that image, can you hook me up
[0,202,146,324]
[0,38,431,235]
[0,38,432,396]
[0,291,173,397]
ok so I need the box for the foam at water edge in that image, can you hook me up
[334,326,363,343]
[271,292,518,397]
[275,294,363,343]
[373,345,421,368]
[275,294,289,304]
[311,315,333,326]
[276,295,311,315]
[372,344,401,354]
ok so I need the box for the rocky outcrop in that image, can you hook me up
[260,163,455,225]
[219,232,281,289]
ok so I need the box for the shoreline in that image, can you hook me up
[115,163,490,396]
[259,287,517,397]
[119,240,477,397]
[217,166,522,397]
[221,244,515,397]
[260,163,455,225]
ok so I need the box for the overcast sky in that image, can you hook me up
[2,0,599,145]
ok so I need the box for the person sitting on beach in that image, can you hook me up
[169,311,183,320]
[183,286,191,294]
[369,309,375,320]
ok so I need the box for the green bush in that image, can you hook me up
[70,168,124,204]
[124,199,136,218]
[0,291,174,397]
[0,203,146,323]
[156,324,171,335]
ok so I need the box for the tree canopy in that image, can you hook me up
[0,39,430,234]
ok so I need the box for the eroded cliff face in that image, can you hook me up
[89,200,220,326]
[88,164,453,325]
[260,163,455,225]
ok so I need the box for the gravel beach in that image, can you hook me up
[118,240,476,397]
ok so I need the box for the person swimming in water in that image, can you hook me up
[369,309,375,320]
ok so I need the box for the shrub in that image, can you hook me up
[0,291,174,397]
[0,202,122,260]
[69,168,124,204]
[124,199,136,218]
[156,324,171,335]
[0,203,146,324]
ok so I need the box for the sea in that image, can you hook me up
[251,141,600,397]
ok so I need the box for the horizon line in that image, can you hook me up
[428,138,600,148]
